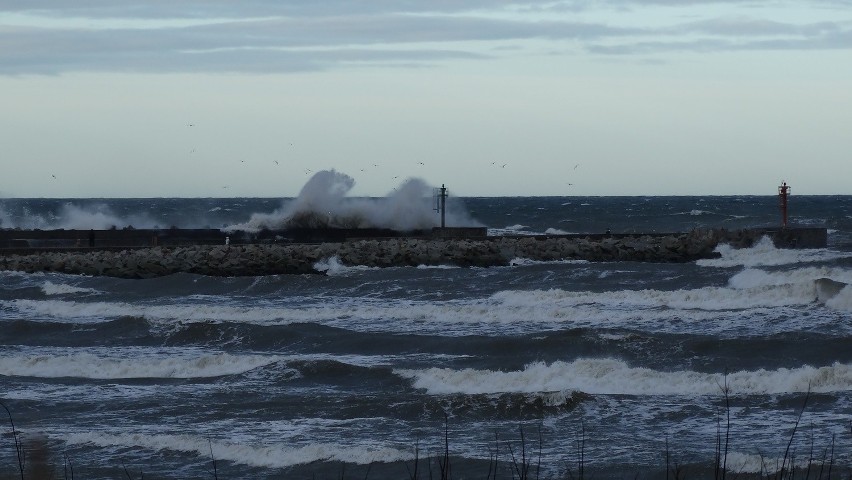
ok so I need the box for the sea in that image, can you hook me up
[2,194,852,479]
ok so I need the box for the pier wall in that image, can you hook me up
[0,227,828,278]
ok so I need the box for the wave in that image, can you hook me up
[224,169,477,232]
[313,256,380,276]
[825,283,852,312]
[6,265,843,334]
[487,224,540,236]
[0,349,280,379]
[396,358,852,396]
[671,209,716,216]
[698,236,852,268]
[727,267,852,313]
[508,258,589,266]
[490,281,817,311]
[41,281,100,296]
[62,431,410,468]
[0,202,158,230]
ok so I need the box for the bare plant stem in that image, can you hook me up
[777,386,812,480]
[0,400,25,480]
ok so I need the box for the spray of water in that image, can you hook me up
[0,170,478,231]
[226,169,479,232]
[0,203,158,230]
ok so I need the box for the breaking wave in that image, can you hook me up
[397,358,852,396]
[0,349,279,379]
[62,432,410,468]
[225,169,478,232]
[698,236,852,268]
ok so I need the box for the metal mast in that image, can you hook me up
[435,184,447,228]
[778,181,790,228]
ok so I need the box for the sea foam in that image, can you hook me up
[396,358,852,396]
[41,281,100,296]
[698,236,852,268]
[62,432,410,468]
[5,267,836,337]
[313,256,379,276]
[0,350,279,379]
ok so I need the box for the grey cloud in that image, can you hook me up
[5,0,852,20]
[0,14,637,74]
[588,23,852,55]
[0,29,491,75]
[2,1,852,74]
[676,17,845,37]
[0,1,558,19]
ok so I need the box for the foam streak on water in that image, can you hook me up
[397,358,852,396]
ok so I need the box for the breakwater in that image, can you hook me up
[0,228,827,278]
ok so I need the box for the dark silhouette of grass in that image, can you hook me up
[2,389,848,480]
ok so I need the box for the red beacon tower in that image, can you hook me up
[778,181,791,228]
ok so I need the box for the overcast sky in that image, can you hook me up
[2,1,851,198]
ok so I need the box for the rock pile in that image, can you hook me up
[0,231,723,278]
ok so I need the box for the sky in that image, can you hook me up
[1,1,851,198]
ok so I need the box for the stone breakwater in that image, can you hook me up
[0,231,723,278]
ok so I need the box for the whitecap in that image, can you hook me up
[697,236,852,268]
[396,358,852,396]
[62,432,410,468]
[41,281,99,296]
[0,350,279,379]
[313,256,379,276]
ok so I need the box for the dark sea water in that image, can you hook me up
[2,195,852,479]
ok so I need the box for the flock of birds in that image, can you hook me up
[48,122,580,190]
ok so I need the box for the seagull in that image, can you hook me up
[51,174,56,179]
[273,160,279,165]
[574,164,579,170]
[501,164,507,168]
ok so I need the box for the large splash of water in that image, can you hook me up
[0,202,158,230]
[226,169,479,232]
[0,170,478,231]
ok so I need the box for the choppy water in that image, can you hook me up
[2,195,852,479]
